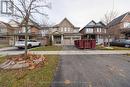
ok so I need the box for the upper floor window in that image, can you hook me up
[86,28,93,33]
[124,22,130,28]
[64,27,67,32]
[68,28,70,32]
[104,29,107,33]
[97,28,102,32]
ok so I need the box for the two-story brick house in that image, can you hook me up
[50,18,81,45]
[0,21,14,45]
[108,12,130,40]
[8,20,43,45]
[11,20,41,38]
[80,20,107,44]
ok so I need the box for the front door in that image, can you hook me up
[54,35,61,44]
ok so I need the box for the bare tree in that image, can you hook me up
[8,0,51,58]
[102,10,118,46]
[102,10,118,25]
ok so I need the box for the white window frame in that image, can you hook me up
[86,28,93,33]
[124,22,130,28]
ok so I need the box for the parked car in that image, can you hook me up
[15,40,41,49]
[110,39,130,47]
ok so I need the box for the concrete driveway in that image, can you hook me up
[52,55,130,87]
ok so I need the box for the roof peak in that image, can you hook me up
[108,12,130,27]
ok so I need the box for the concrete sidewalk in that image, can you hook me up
[30,50,130,55]
[1,50,130,56]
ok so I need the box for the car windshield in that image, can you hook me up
[125,40,130,43]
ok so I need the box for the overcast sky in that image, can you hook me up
[48,0,130,28]
[0,0,130,28]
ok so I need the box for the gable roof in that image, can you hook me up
[20,19,42,30]
[8,20,20,27]
[0,21,14,30]
[53,18,75,28]
[96,21,106,27]
[85,20,96,28]
[108,12,130,27]
[79,20,106,32]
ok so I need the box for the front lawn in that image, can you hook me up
[0,44,10,48]
[96,45,130,50]
[0,55,59,87]
[31,46,63,51]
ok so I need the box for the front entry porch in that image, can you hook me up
[52,35,63,45]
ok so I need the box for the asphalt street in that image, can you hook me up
[52,55,130,87]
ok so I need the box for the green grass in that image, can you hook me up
[0,55,59,87]
[96,45,130,50]
[0,56,6,64]
[31,46,63,51]
[0,44,10,48]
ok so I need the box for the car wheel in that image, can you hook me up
[18,47,23,49]
[28,44,32,49]
[125,45,130,48]
[38,43,41,47]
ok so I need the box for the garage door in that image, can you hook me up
[63,38,71,45]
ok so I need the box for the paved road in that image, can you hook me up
[52,55,130,87]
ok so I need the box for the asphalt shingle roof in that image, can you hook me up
[108,12,130,27]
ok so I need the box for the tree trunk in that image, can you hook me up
[108,35,110,47]
[25,25,28,59]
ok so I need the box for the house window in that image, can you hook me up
[64,27,67,32]
[97,28,102,32]
[86,28,93,33]
[68,28,70,32]
[104,29,107,33]
[100,28,102,32]
[124,22,130,28]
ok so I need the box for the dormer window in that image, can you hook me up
[124,22,130,28]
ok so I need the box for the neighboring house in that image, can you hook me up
[17,20,41,40]
[8,20,21,45]
[10,20,41,39]
[50,18,81,45]
[0,21,14,45]
[8,20,43,45]
[108,12,130,40]
[80,20,107,44]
